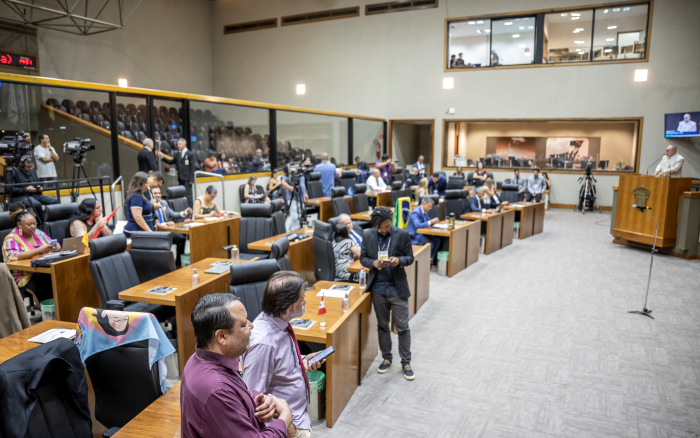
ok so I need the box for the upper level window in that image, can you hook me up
[446,2,651,71]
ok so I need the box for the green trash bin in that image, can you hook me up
[180,253,191,267]
[306,370,326,425]
[40,299,56,321]
[437,251,449,276]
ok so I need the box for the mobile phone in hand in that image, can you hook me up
[48,239,58,246]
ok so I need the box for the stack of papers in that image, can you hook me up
[29,328,77,344]
[509,204,525,208]
[432,224,448,229]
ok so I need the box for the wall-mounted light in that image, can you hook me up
[606,38,615,41]
[296,84,305,94]
[118,78,128,88]
[608,25,617,29]
[512,34,520,38]
[443,78,454,89]
[504,22,512,25]
[634,69,648,82]
[571,16,580,20]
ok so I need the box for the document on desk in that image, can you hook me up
[205,216,223,222]
[432,224,449,229]
[29,328,77,344]
[509,204,525,208]
[316,289,350,299]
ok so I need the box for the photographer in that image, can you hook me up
[8,156,58,224]
[280,171,308,231]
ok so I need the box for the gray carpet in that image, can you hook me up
[313,209,700,438]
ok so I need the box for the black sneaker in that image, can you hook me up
[403,364,415,381]
[377,359,392,374]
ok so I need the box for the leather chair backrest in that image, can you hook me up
[88,234,140,307]
[239,204,274,254]
[129,231,176,283]
[85,339,161,428]
[447,176,465,190]
[500,184,521,203]
[307,172,324,199]
[339,171,357,191]
[352,184,369,213]
[467,172,475,184]
[270,237,291,271]
[166,186,189,219]
[487,172,494,180]
[331,186,346,198]
[390,181,405,206]
[0,211,14,244]
[392,167,405,183]
[43,203,79,245]
[312,221,335,281]
[391,181,403,191]
[330,187,350,217]
[420,195,441,220]
[270,199,286,235]
[443,190,464,219]
[229,259,280,321]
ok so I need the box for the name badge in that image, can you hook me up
[378,251,389,261]
[185,160,189,166]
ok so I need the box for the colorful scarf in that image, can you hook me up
[74,307,176,393]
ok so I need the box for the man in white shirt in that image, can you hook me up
[367,168,387,192]
[526,168,547,202]
[33,134,59,188]
[677,114,697,133]
[412,156,426,178]
[654,145,684,178]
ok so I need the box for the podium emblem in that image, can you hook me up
[633,186,651,208]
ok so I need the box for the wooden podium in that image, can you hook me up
[613,175,692,247]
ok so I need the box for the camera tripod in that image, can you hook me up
[69,153,96,203]
[284,174,309,229]
[575,174,598,214]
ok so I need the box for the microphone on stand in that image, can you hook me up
[646,154,665,175]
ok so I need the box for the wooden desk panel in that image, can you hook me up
[113,382,181,438]
[366,191,392,207]
[501,210,516,248]
[532,202,545,235]
[464,221,481,267]
[462,210,516,255]
[413,244,430,313]
[417,220,473,277]
[305,197,333,222]
[505,202,544,239]
[248,228,315,284]
[157,216,240,264]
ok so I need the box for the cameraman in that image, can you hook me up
[280,171,308,231]
[8,156,58,224]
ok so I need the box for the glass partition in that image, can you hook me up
[353,119,383,165]
[544,10,593,63]
[593,3,649,61]
[491,16,536,66]
[447,19,491,68]
[276,111,348,170]
[189,101,270,174]
[151,98,183,190]
[116,95,147,185]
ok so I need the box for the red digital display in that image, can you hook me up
[0,51,38,71]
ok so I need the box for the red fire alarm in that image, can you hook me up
[525,48,530,52]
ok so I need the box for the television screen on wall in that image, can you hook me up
[665,111,700,137]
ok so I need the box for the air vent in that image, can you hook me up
[224,18,278,34]
[281,6,360,26]
[366,0,438,16]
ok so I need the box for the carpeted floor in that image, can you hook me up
[313,209,700,438]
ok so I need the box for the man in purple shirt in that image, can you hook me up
[375,154,395,184]
[181,293,295,438]
[243,272,326,438]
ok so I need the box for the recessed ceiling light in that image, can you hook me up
[604,9,609,13]
[572,16,580,20]
[571,13,581,16]
[608,25,617,29]
[575,28,584,31]
[467,21,475,24]
[527,26,533,29]
[623,7,630,11]
[561,13,567,16]
[443,78,454,89]
[634,69,648,82]
[476,20,484,24]
[576,49,583,52]
[519,44,526,48]
[604,48,612,53]
[449,33,452,36]
[118,78,128,88]
[296,84,305,94]
[504,22,512,25]
[575,41,585,44]
[606,38,615,41]
[476,30,482,33]
[612,8,620,12]
[512,34,520,38]
[484,29,491,33]
[519,26,525,30]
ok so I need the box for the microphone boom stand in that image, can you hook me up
[628,207,658,319]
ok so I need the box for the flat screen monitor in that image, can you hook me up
[665,111,700,137]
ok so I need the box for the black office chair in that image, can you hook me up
[238,184,265,205]
[420,195,441,220]
[238,203,274,260]
[229,259,280,321]
[352,184,370,213]
[390,181,405,206]
[306,172,324,199]
[129,231,176,283]
[0,211,14,245]
[270,237,291,271]
[88,234,175,322]
[0,338,92,438]
[166,186,189,221]
[312,221,342,282]
[338,170,357,191]
[392,166,405,184]
[443,190,465,218]
[86,339,162,437]
[500,182,521,203]
[467,172,475,185]
[270,199,286,234]
[42,203,79,245]
[331,187,352,217]
[447,176,465,191]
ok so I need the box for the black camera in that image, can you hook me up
[64,137,95,164]
[0,130,32,166]
[585,164,592,177]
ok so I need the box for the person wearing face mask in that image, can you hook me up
[243,272,327,438]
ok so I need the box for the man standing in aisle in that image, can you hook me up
[511,169,527,201]
[243,271,327,438]
[160,138,195,206]
[137,138,158,173]
[33,134,59,190]
[412,155,426,178]
[526,168,547,202]
[360,207,415,381]
[653,144,684,178]
[314,153,336,197]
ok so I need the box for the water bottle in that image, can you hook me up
[342,292,351,313]
[230,245,239,264]
[359,268,367,290]
[192,268,200,287]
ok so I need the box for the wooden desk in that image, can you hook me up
[462,210,515,255]
[7,252,101,323]
[248,228,315,284]
[113,382,181,438]
[505,202,545,239]
[157,215,240,264]
[305,196,355,222]
[349,207,396,222]
[366,190,392,207]
[417,220,480,277]
[119,257,237,375]
[296,281,377,427]
[347,245,430,319]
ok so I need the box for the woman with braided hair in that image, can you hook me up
[2,202,59,307]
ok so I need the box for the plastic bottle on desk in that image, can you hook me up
[192,268,200,287]
[342,292,351,313]
[230,245,239,264]
[359,268,367,290]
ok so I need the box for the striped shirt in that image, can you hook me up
[2,228,53,287]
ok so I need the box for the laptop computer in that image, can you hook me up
[62,236,87,254]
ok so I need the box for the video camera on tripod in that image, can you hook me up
[575,163,598,214]
[0,130,33,166]
[64,137,95,164]
[284,161,311,228]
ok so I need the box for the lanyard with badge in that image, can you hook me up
[378,237,391,263]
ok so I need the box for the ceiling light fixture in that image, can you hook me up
[604,48,612,53]
[467,21,475,24]
[118,79,128,88]
[476,20,484,24]
[634,69,648,82]
[572,16,580,20]
[575,41,585,44]
[443,78,454,89]
[623,7,631,11]
[527,26,534,29]
[613,8,620,12]
[296,84,305,94]
[484,29,491,33]
[561,13,567,16]
[519,26,525,30]
[604,9,609,13]
[512,34,520,38]
[504,22,513,25]
[606,38,615,41]
[476,30,482,33]
[608,25,617,29]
